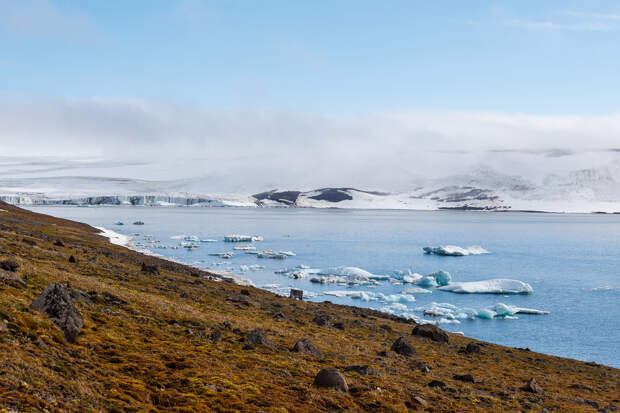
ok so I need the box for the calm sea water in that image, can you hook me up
[28,206,620,367]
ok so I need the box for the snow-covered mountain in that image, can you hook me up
[2,163,620,213]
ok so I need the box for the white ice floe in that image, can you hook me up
[438,278,533,294]
[313,266,384,284]
[256,250,288,259]
[413,301,548,322]
[239,264,264,272]
[200,239,218,243]
[423,245,489,256]
[224,234,264,242]
[209,252,234,259]
[590,285,619,292]
[279,250,296,256]
[493,303,549,316]
[170,234,186,240]
[401,286,432,294]
[95,227,132,247]
[233,244,256,250]
[402,272,423,283]
[324,290,416,303]
[184,235,200,242]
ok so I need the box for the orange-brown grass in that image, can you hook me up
[0,202,618,412]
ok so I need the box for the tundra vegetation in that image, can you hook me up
[0,202,617,412]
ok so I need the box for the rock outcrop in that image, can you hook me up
[412,324,449,343]
[391,336,417,357]
[291,338,323,358]
[30,283,84,343]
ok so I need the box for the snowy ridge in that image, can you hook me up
[3,162,620,212]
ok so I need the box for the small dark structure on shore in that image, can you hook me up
[289,289,303,300]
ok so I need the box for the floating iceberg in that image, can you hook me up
[323,290,415,304]
[438,279,533,294]
[184,235,199,242]
[423,245,489,256]
[224,234,264,242]
[417,275,438,288]
[209,252,234,259]
[311,267,381,285]
[279,250,296,256]
[256,250,288,259]
[402,272,423,283]
[427,270,452,286]
[493,303,549,316]
[200,239,218,243]
[402,286,432,294]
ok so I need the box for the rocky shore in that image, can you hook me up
[0,201,618,412]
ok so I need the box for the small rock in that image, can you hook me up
[411,396,428,407]
[391,336,417,357]
[412,324,449,343]
[333,321,345,330]
[0,259,19,272]
[454,374,475,383]
[226,293,252,306]
[0,269,26,289]
[312,314,331,326]
[521,378,543,394]
[68,255,77,263]
[313,368,348,392]
[459,342,481,354]
[427,380,446,389]
[240,289,250,296]
[410,361,432,373]
[273,312,286,321]
[208,329,222,343]
[344,365,380,376]
[379,324,393,333]
[30,282,84,343]
[54,240,65,247]
[140,263,159,275]
[244,329,274,347]
[291,338,323,358]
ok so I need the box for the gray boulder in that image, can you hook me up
[313,368,348,392]
[391,336,417,357]
[31,282,84,343]
[291,338,323,358]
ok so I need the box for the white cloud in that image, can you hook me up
[505,18,613,32]
[0,98,619,192]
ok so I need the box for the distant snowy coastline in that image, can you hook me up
[3,163,620,213]
[5,187,620,213]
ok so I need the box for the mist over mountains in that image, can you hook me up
[1,99,620,211]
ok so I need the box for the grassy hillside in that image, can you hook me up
[0,202,617,412]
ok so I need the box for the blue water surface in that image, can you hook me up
[27,206,620,367]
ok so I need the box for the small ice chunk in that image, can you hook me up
[401,286,432,294]
[224,234,263,242]
[428,270,451,286]
[438,279,533,294]
[477,309,497,319]
[423,245,489,256]
[417,276,438,288]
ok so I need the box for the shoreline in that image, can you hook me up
[1,200,618,412]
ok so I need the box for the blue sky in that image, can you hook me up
[2,0,620,115]
[1,1,620,190]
